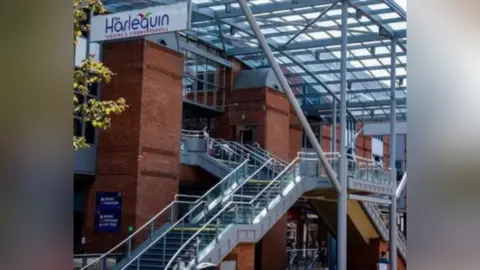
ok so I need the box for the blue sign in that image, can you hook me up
[95,192,122,232]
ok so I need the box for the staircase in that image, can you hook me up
[81,133,406,270]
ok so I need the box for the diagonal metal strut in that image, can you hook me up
[236,0,342,193]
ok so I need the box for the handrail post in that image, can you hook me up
[100,257,106,270]
[163,236,166,264]
[195,237,201,264]
[266,189,271,210]
[127,238,132,258]
[181,219,185,244]
[215,218,220,243]
[150,220,154,239]
[250,205,254,224]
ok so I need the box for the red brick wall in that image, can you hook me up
[265,89,290,161]
[221,243,255,270]
[83,40,183,252]
[383,135,391,168]
[348,238,406,270]
[289,106,302,161]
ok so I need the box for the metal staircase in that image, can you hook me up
[81,133,406,270]
[80,135,283,270]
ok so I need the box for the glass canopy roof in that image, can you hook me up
[104,0,407,122]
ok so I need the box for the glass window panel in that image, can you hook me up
[379,57,391,65]
[389,21,407,30]
[328,30,341,38]
[74,118,82,137]
[367,3,389,10]
[85,121,95,144]
[309,31,331,39]
[379,12,400,20]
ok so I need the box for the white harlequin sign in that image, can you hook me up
[90,2,188,42]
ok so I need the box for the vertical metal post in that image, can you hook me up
[236,0,341,192]
[331,100,337,171]
[337,1,348,270]
[389,37,398,270]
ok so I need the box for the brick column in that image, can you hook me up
[83,40,183,252]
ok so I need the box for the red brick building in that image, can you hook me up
[74,38,405,270]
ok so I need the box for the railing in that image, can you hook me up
[164,156,303,269]
[362,201,407,258]
[205,137,248,165]
[225,158,278,208]
[249,157,300,220]
[243,143,289,165]
[223,140,288,178]
[217,140,267,164]
[180,129,205,151]
[79,198,197,270]
[164,200,253,270]
[286,249,323,270]
[188,158,250,222]
[299,152,389,184]
[74,253,122,270]
[117,200,211,270]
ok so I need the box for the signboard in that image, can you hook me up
[90,2,189,42]
[95,192,122,232]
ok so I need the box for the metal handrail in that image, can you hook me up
[219,140,269,164]
[80,199,195,270]
[180,129,204,137]
[118,200,208,270]
[224,158,275,201]
[165,158,302,269]
[193,158,250,205]
[207,137,247,159]
[249,157,299,204]
[243,143,289,165]
[164,200,251,269]
[74,253,123,258]
[226,141,288,175]
[175,194,202,200]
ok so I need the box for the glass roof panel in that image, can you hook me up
[104,0,407,121]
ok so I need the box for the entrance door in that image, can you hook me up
[239,129,254,145]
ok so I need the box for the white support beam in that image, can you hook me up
[363,121,407,136]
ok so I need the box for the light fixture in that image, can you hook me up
[398,78,404,86]
[230,25,235,35]
[370,46,376,55]
[292,0,299,3]
[347,81,352,90]
[315,50,321,60]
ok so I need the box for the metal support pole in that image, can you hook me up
[396,171,407,198]
[236,0,341,192]
[337,1,348,270]
[331,100,337,170]
[389,37,398,270]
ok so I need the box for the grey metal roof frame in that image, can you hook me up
[104,0,407,122]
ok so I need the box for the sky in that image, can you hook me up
[394,0,407,11]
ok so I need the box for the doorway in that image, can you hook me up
[239,129,254,145]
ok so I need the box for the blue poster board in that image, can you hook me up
[95,192,122,232]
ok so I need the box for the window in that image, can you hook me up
[182,49,227,108]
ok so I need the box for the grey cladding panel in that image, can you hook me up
[233,68,283,92]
